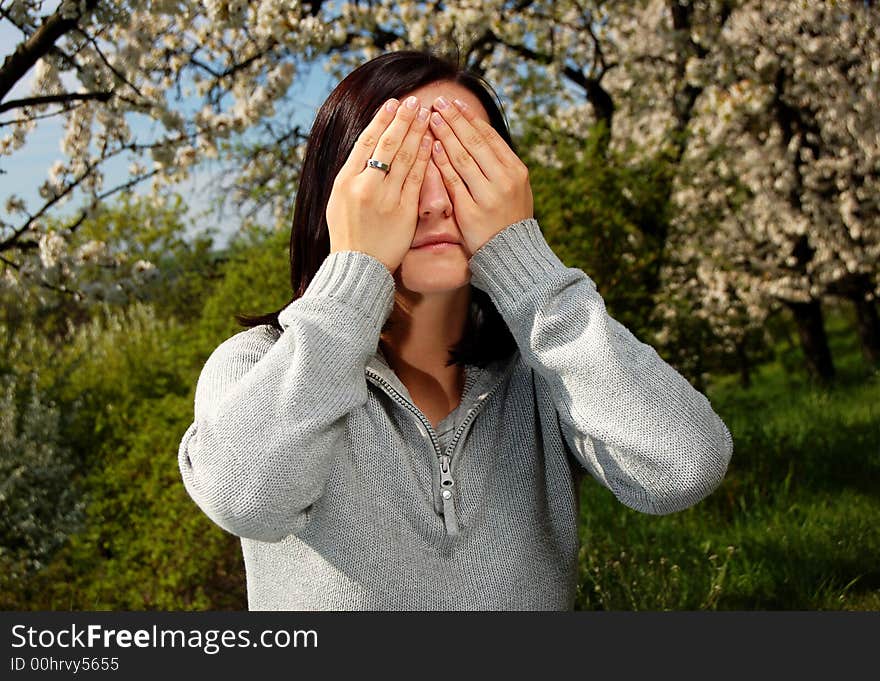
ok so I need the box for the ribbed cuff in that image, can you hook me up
[279,250,395,330]
[468,218,573,311]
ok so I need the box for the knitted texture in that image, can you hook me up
[178,218,734,610]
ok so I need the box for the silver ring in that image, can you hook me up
[366,158,391,173]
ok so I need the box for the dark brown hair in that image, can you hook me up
[236,48,518,368]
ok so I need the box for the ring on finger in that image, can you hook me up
[366,158,391,173]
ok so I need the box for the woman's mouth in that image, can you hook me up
[412,241,460,251]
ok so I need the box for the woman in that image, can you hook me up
[177,49,734,610]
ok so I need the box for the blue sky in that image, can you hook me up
[1,19,337,248]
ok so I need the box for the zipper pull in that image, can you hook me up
[439,454,455,489]
[439,455,459,537]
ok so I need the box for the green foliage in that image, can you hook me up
[0,302,246,610]
[197,224,291,348]
[0,372,84,591]
[1,219,293,610]
[2,193,222,343]
[521,118,672,340]
[43,304,193,470]
[18,392,245,610]
[71,192,224,323]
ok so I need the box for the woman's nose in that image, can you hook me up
[418,159,453,218]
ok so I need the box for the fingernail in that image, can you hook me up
[385,99,399,112]
[433,141,443,154]
[418,107,429,121]
[405,96,419,110]
[435,96,449,109]
[431,112,444,126]
[453,98,468,110]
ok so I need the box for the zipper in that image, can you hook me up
[438,454,458,536]
[442,376,504,462]
[365,363,509,540]
[365,368,454,534]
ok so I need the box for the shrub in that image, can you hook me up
[0,372,84,599]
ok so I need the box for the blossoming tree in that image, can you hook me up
[2,0,876,382]
[657,1,880,382]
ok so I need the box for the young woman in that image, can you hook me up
[177,50,734,611]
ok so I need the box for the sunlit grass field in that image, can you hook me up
[574,305,880,610]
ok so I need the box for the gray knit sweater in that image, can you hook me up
[178,217,734,611]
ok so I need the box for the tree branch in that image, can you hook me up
[492,33,615,131]
[60,167,162,236]
[0,254,22,270]
[0,0,99,102]
[73,25,144,99]
[0,131,182,254]
[0,90,112,114]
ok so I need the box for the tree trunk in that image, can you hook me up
[785,299,835,385]
[851,295,880,367]
[736,338,751,389]
[692,334,707,394]
[824,272,880,369]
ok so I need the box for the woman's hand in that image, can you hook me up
[428,95,534,255]
[327,95,433,273]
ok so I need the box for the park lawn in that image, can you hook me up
[573,305,880,610]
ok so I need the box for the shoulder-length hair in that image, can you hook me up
[236,48,518,368]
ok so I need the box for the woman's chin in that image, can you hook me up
[395,264,471,294]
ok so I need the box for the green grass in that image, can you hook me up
[573,305,880,610]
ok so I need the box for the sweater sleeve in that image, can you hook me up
[467,218,734,515]
[177,250,395,541]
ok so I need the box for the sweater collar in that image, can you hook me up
[365,344,519,411]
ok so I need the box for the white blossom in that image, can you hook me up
[0,0,875,344]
